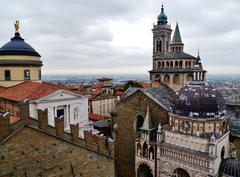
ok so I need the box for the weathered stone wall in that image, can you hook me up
[116,91,168,177]
[0,127,115,177]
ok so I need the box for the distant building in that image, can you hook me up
[97,77,113,94]
[149,5,206,91]
[89,91,117,117]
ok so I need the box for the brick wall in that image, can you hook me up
[0,127,115,177]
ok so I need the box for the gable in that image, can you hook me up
[117,89,169,111]
[36,90,84,102]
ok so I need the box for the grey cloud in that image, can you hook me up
[0,0,239,74]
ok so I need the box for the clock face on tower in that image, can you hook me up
[180,121,191,133]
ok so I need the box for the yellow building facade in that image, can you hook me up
[0,26,42,87]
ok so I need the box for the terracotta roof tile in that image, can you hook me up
[0,81,75,101]
[89,113,105,121]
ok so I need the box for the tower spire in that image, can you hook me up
[172,22,182,44]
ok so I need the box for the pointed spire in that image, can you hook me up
[172,22,182,43]
[141,106,153,131]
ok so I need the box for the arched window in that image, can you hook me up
[166,41,169,52]
[162,62,165,68]
[143,142,148,157]
[170,61,173,68]
[155,74,161,82]
[173,74,180,84]
[179,61,183,68]
[164,74,170,83]
[136,115,144,132]
[137,143,141,156]
[186,74,193,82]
[149,146,155,160]
[158,61,161,68]
[159,40,162,52]
[166,61,170,68]
[156,41,159,52]
[221,146,225,159]
[175,61,179,68]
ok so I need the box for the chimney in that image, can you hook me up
[0,112,10,139]
[70,124,79,142]
[55,116,64,138]
[38,109,48,131]
[19,100,30,125]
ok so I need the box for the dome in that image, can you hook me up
[157,5,168,25]
[220,158,240,177]
[170,82,226,118]
[0,32,41,57]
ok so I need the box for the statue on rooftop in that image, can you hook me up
[14,20,19,32]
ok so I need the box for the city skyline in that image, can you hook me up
[0,0,240,74]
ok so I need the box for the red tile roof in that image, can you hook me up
[0,81,75,102]
[89,113,105,121]
[0,86,6,93]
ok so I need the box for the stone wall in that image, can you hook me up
[0,127,115,177]
[0,103,115,177]
[115,91,168,177]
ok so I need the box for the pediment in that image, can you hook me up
[36,90,84,102]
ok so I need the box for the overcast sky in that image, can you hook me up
[0,0,240,75]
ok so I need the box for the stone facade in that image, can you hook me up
[0,103,115,177]
[115,90,169,177]
[149,6,206,92]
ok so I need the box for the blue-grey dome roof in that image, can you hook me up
[170,82,226,118]
[0,32,41,57]
[220,158,240,177]
[157,5,168,25]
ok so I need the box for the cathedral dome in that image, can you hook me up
[0,32,41,57]
[157,5,168,25]
[220,158,240,177]
[170,82,226,118]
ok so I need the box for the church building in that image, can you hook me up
[115,5,239,177]
[0,21,42,88]
[149,5,206,91]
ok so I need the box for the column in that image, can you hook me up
[66,104,69,126]
[54,106,57,117]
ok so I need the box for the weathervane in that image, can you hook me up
[14,20,20,32]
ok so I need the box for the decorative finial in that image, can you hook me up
[14,20,20,33]
[198,49,200,57]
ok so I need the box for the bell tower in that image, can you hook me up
[152,5,172,54]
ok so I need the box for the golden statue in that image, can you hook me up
[14,20,20,32]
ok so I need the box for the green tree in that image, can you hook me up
[123,80,143,91]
